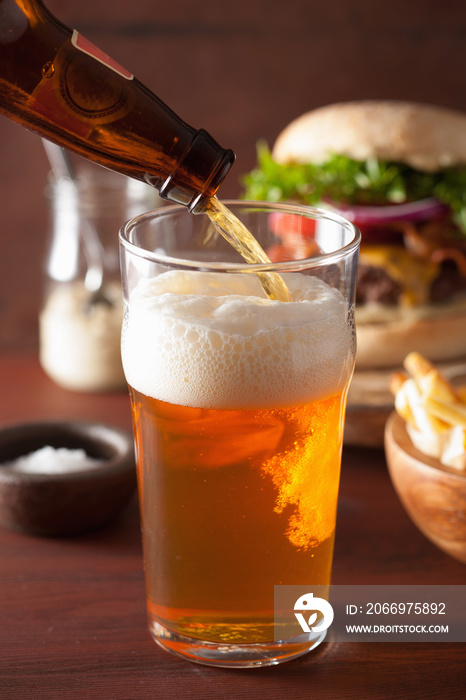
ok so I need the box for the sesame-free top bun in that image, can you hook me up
[272,101,466,172]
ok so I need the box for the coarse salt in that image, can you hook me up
[1,446,103,475]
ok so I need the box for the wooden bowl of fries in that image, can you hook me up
[385,353,466,564]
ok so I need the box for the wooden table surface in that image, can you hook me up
[0,355,464,700]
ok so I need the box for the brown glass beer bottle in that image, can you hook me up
[0,0,235,212]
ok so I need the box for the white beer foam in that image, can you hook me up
[122,271,353,409]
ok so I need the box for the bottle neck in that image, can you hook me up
[154,130,235,213]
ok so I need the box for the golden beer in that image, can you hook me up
[122,265,354,660]
[130,388,347,645]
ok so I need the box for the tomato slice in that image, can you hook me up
[268,212,316,240]
[267,212,320,260]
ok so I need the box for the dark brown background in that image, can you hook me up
[2,0,466,352]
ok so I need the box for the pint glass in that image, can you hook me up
[119,201,360,667]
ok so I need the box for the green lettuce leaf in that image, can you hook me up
[241,142,466,234]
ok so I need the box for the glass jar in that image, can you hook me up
[39,166,161,392]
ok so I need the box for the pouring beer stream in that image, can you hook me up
[206,198,291,302]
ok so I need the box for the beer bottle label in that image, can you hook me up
[29,33,135,137]
[71,31,134,80]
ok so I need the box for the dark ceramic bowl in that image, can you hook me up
[0,421,136,536]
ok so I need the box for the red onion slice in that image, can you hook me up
[327,198,450,225]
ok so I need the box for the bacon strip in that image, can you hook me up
[402,220,466,276]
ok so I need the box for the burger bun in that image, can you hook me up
[272,100,466,172]
[356,300,466,368]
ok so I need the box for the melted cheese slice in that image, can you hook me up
[360,246,439,306]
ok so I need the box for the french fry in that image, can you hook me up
[389,371,408,396]
[406,424,444,460]
[402,378,448,434]
[403,352,435,381]
[393,383,415,426]
[389,371,414,424]
[391,352,466,471]
[404,352,459,401]
[441,425,466,469]
[425,397,466,430]
[418,369,459,403]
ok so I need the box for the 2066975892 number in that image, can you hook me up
[366,602,446,615]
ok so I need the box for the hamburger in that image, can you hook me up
[242,101,466,369]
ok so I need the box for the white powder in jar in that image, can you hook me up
[39,280,126,392]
